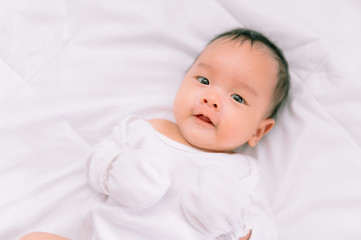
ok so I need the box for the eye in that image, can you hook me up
[231,94,245,104]
[197,77,209,85]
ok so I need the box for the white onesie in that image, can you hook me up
[83,116,277,240]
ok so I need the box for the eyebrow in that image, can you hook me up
[196,62,258,97]
[235,80,258,97]
[196,62,214,70]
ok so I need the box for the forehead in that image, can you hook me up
[198,38,276,68]
[194,38,278,90]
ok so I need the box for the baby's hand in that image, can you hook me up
[104,150,171,209]
[239,230,252,240]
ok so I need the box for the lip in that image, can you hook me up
[193,114,215,127]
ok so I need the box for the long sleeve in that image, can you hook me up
[247,161,278,240]
[87,116,171,209]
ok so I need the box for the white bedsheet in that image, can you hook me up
[1,0,361,239]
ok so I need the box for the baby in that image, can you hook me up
[21,28,289,240]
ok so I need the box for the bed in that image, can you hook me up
[1,0,361,239]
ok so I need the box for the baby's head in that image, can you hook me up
[173,28,290,152]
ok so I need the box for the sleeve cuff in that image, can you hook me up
[87,139,123,195]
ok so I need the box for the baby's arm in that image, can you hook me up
[247,164,278,240]
[90,149,170,208]
[20,232,69,240]
[20,230,251,240]
[87,118,170,208]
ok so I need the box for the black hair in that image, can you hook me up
[209,28,290,119]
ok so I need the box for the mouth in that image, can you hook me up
[194,114,214,126]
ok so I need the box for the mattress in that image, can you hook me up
[1,0,361,239]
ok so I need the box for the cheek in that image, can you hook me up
[173,95,184,120]
[217,110,255,145]
[220,119,246,139]
[174,86,194,118]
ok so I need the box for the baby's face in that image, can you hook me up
[173,38,278,152]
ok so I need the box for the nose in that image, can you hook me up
[201,95,221,110]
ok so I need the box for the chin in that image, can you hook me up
[187,140,226,153]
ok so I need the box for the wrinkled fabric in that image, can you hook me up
[84,116,277,240]
[1,1,361,239]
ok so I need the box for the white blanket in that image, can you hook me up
[1,0,361,239]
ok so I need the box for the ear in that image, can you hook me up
[248,118,275,147]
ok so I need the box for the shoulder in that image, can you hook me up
[113,115,152,138]
[121,115,150,128]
